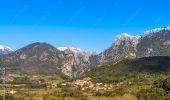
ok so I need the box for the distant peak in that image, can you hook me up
[57,47,85,56]
[57,47,68,51]
[57,47,82,52]
[0,45,13,55]
[0,45,13,51]
[144,26,170,36]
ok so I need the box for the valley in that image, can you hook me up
[0,26,170,100]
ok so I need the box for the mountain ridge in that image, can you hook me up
[0,42,95,78]
[95,26,170,65]
[1,26,170,78]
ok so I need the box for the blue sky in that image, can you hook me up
[0,0,170,52]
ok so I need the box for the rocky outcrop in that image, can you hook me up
[97,33,140,64]
[58,47,95,77]
[96,26,170,65]
[137,27,170,57]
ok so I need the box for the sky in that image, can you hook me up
[0,0,170,53]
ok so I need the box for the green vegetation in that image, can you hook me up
[9,77,31,84]
[78,56,170,99]
[1,56,170,99]
[82,56,170,83]
[50,88,87,100]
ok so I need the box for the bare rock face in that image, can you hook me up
[137,27,170,58]
[97,33,140,64]
[58,47,95,77]
[96,26,170,66]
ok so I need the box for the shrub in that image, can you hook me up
[9,77,31,84]
[137,87,165,100]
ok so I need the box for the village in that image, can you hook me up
[61,77,125,92]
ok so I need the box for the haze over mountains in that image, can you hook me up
[1,26,170,78]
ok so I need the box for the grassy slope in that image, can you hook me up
[81,56,170,83]
[78,56,170,99]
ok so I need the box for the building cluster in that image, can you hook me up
[61,77,123,92]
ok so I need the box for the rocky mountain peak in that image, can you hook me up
[0,45,13,51]
[137,26,170,58]
[96,33,140,65]
[114,33,140,46]
[116,33,140,39]
[116,33,131,40]
[24,42,54,49]
[0,45,13,55]
[144,26,170,37]
[16,42,57,54]
[57,47,85,57]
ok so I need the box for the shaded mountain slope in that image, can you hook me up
[0,42,94,78]
[0,42,65,75]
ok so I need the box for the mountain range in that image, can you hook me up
[0,42,95,77]
[96,26,170,65]
[0,26,170,78]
